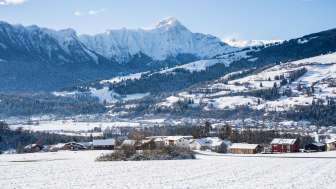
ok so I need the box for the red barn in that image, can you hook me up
[271,138,299,153]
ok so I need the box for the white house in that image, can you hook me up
[189,138,212,150]
[325,139,336,151]
[189,137,231,152]
[164,136,193,148]
[121,139,137,147]
[209,138,231,152]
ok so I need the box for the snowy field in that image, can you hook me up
[1,151,336,189]
[9,120,141,132]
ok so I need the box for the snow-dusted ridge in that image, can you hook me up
[0,18,238,65]
[79,17,238,62]
[223,38,283,48]
[0,21,99,63]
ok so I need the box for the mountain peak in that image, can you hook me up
[155,17,186,30]
[58,28,77,37]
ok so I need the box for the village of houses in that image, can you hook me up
[22,132,336,157]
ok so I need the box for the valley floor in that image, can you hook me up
[1,151,336,189]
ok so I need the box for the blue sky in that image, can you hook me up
[0,0,335,40]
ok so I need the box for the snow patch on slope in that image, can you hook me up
[292,52,336,65]
[54,87,149,104]
[90,87,149,103]
[209,96,261,110]
[160,49,251,74]
[100,72,148,84]
[160,59,228,73]
[297,36,319,44]
[158,96,180,107]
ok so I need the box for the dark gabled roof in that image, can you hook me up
[310,142,326,147]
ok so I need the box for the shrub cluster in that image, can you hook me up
[96,146,195,161]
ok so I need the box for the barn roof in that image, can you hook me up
[191,139,210,146]
[311,142,326,147]
[166,136,193,141]
[153,137,165,142]
[325,138,336,144]
[191,137,231,147]
[271,138,297,145]
[93,139,115,146]
[229,143,259,150]
[121,139,136,146]
[141,139,154,144]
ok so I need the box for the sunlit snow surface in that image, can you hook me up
[80,17,238,62]
[223,38,283,48]
[1,150,336,189]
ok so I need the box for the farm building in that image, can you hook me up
[92,139,115,150]
[145,136,166,147]
[211,139,231,153]
[23,144,43,153]
[189,138,212,151]
[63,142,86,151]
[304,142,326,152]
[271,138,299,153]
[49,143,66,152]
[121,139,137,147]
[153,137,165,147]
[325,139,336,151]
[164,136,193,148]
[189,137,231,153]
[141,139,156,150]
[228,143,261,154]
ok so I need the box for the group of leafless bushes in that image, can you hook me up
[96,145,195,161]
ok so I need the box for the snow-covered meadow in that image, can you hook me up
[9,120,141,132]
[1,150,336,189]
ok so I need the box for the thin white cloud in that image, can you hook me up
[88,9,105,15]
[0,0,27,5]
[74,11,82,16]
[74,9,106,16]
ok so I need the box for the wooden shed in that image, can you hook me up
[93,139,115,150]
[228,143,261,154]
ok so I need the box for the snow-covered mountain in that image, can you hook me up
[0,21,100,64]
[0,18,239,91]
[80,17,237,63]
[223,38,283,48]
[1,18,336,92]
[0,21,119,91]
